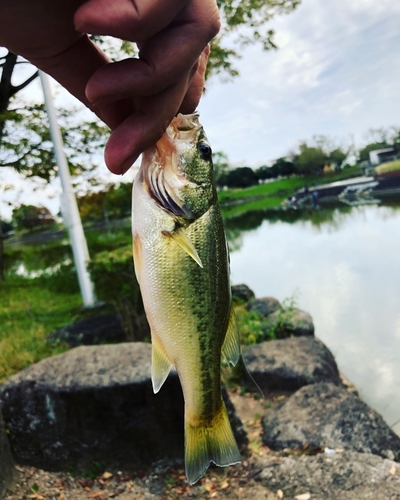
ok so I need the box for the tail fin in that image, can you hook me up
[185,401,241,485]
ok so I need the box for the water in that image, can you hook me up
[227,203,400,434]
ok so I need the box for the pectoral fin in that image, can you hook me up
[151,340,173,393]
[222,307,241,366]
[166,228,203,268]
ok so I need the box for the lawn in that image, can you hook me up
[0,276,81,383]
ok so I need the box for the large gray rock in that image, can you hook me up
[246,297,280,317]
[267,307,315,337]
[243,337,342,392]
[231,284,255,303]
[258,451,400,499]
[0,343,247,471]
[0,408,14,498]
[263,382,400,461]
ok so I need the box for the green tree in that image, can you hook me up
[11,204,55,232]
[294,143,327,175]
[224,166,259,188]
[212,151,230,186]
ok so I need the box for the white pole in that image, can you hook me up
[39,71,96,307]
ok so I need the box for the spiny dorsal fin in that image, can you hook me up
[151,339,173,394]
[165,228,203,268]
[221,306,241,367]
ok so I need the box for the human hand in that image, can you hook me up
[0,0,220,174]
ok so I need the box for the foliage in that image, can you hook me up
[235,295,298,346]
[77,182,132,223]
[11,204,55,231]
[212,151,230,186]
[293,143,327,175]
[222,166,259,188]
[88,246,149,342]
[358,142,389,163]
[209,0,301,79]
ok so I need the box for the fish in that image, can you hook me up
[131,113,241,484]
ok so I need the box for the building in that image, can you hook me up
[369,147,397,166]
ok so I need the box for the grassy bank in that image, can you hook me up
[218,166,362,218]
[0,277,81,383]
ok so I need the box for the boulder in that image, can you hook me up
[258,451,400,500]
[267,307,314,337]
[263,382,400,461]
[47,314,126,347]
[243,337,342,392]
[246,297,280,317]
[0,408,14,498]
[231,284,255,303]
[0,343,247,471]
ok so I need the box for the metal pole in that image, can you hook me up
[39,71,96,307]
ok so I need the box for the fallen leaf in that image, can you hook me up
[295,494,311,500]
[210,492,218,498]
[102,472,113,480]
[390,465,396,476]
[220,480,229,489]
[58,493,65,500]
[277,489,284,499]
[55,478,65,490]
[88,491,108,499]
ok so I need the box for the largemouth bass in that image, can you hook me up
[132,113,241,484]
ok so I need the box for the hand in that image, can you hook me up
[0,0,220,174]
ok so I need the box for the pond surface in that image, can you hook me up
[227,201,400,435]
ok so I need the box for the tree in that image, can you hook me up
[11,204,55,232]
[294,143,327,175]
[271,157,295,176]
[224,166,259,188]
[212,151,230,186]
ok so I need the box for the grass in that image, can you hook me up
[0,276,81,384]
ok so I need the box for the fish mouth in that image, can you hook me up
[141,113,201,218]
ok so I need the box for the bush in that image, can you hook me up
[88,246,149,341]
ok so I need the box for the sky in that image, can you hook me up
[1,0,400,219]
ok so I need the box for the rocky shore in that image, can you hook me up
[1,285,400,499]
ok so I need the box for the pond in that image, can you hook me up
[226,200,400,435]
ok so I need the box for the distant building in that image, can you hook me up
[369,147,397,166]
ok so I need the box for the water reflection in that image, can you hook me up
[226,200,400,435]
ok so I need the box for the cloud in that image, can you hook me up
[200,0,400,166]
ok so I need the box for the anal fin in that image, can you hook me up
[164,228,203,268]
[151,340,173,394]
[221,306,241,366]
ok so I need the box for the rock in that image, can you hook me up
[47,314,126,347]
[231,284,255,302]
[263,382,400,461]
[258,451,400,500]
[0,343,247,471]
[243,337,342,392]
[246,297,280,317]
[268,307,315,337]
[0,407,14,498]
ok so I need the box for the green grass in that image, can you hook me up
[0,277,81,383]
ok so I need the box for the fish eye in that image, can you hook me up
[198,141,212,160]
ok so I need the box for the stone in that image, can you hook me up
[231,284,255,303]
[258,451,400,500]
[243,337,342,392]
[268,307,314,337]
[0,343,247,471]
[263,382,400,461]
[47,314,126,347]
[246,297,280,317]
[0,407,14,498]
